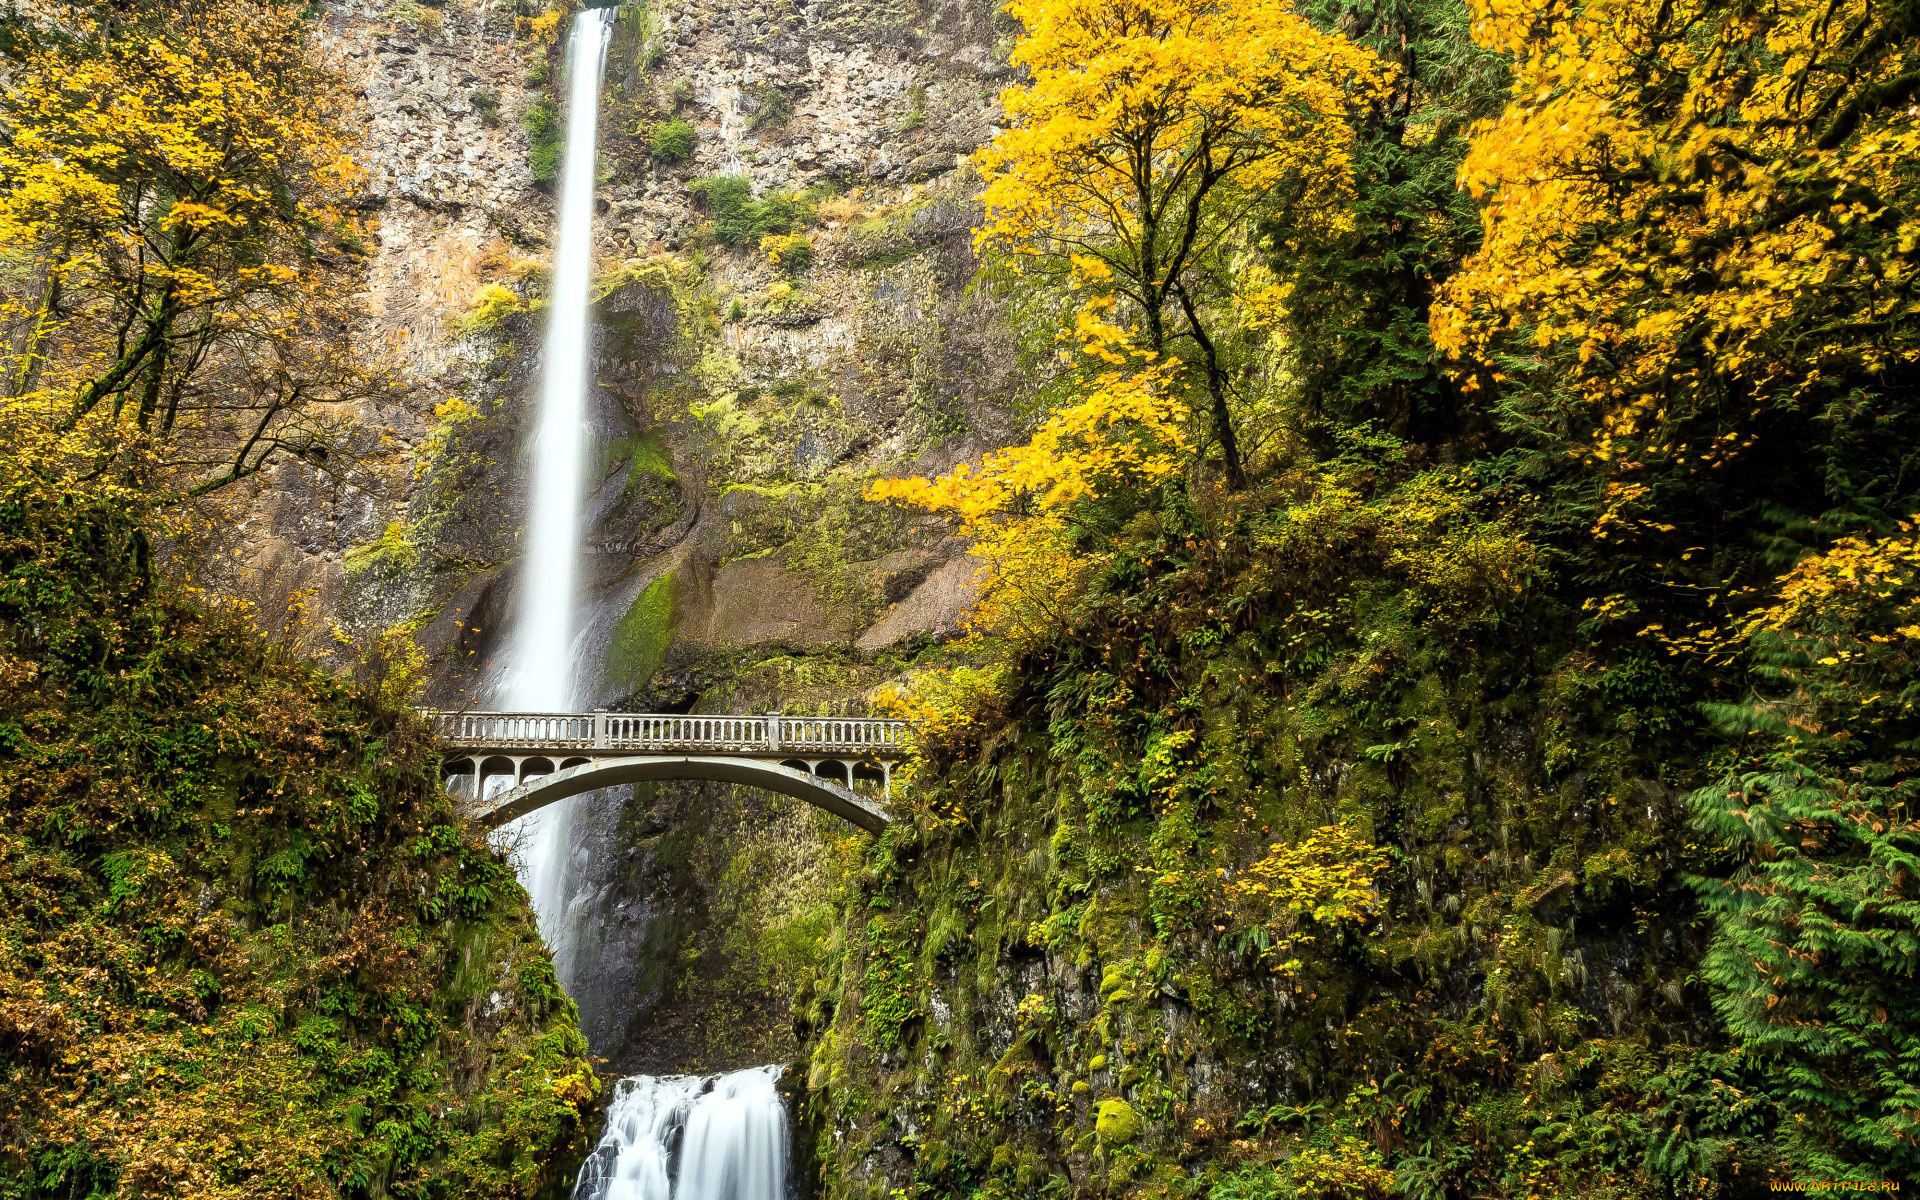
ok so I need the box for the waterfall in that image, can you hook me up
[491,26,795,1200]
[573,1067,790,1200]
[497,6,616,986]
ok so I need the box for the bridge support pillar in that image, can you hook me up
[881,761,891,800]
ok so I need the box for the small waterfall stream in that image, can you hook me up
[572,1067,790,1200]
[496,10,794,1193]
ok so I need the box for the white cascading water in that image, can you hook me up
[496,6,616,985]
[572,1067,790,1200]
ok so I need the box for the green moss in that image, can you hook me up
[1095,1100,1142,1144]
[451,282,526,338]
[342,519,419,580]
[602,430,675,492]
[606,570,677,691]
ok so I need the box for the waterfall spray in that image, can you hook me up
[498,7,615,985]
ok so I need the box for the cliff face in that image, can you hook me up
[227,0,1021,675]
[211,0,550,628]
[219,0,1031,1071]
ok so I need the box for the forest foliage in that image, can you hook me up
[851,0,1920,1190]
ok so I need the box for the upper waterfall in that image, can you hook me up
[506,6,613,713]
[496,6,617,987]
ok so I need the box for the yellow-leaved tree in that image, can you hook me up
[976,0,1384,487]
[869,313,1185,787]
[1431,0,1920,556]
[0,0,373,502]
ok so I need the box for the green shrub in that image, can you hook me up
[689,174,811,246]
[469,86,500,126]
[746,82,791,132]
[899,83,927,132]
[760,232,814,273]
[522,96,559,181]
[646,116,697,163]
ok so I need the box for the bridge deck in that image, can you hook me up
[426,710,909,760]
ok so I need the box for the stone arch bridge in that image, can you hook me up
[428,710,906,833]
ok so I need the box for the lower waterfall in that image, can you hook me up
[573,1067,789,1200]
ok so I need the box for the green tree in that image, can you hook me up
[1690,529,1920,1180]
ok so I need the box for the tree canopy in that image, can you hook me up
[0,0,379,502]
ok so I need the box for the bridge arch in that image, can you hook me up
[462,754,890,833]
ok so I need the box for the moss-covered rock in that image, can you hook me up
[607,570,678,693]
[1094,1099,1142,1145]
[0,481,599,1198]
[794,482,1791,1199]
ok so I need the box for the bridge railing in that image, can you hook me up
[778,716,907,752]
[431,711,600,747]
[425,710,909,757]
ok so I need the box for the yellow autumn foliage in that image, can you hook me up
[1752,524,1920,640]
[0,0,372,501]
[1226,823,1391,974]
[872,664,1017,814]
[868,314,1187,647]
[1433,0,1920,480]
[975,0,1384,485]
[978,0,1382,275]
[517,10,567,45]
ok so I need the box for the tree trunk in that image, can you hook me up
[1176,285,1247,490]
